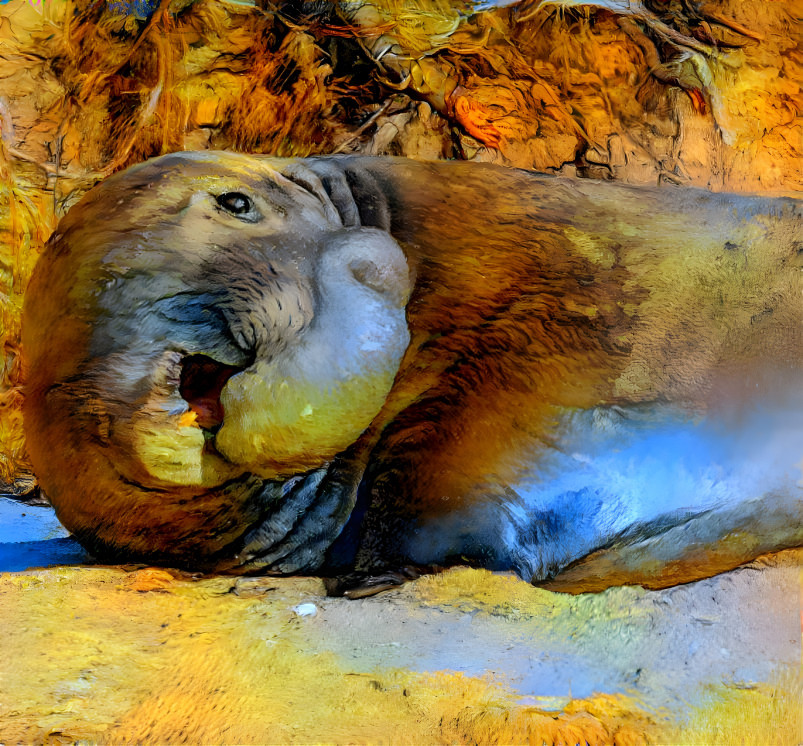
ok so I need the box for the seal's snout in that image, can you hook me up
[213,224,411,479]
[325,228,411,309]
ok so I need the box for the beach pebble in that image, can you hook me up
[293,603,318,617]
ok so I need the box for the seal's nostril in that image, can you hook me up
[349,258,386,294]
[326,229,411,307]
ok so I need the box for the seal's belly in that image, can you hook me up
[402,389,803,587]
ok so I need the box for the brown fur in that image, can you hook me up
[318,158,801,574]
[22,153,803,587]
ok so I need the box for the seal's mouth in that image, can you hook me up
[179,354,245,433]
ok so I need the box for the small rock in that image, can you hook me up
[293,602,318,617]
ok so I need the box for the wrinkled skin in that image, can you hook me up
[22,152,803,595]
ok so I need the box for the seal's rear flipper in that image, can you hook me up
[537,493,803,593]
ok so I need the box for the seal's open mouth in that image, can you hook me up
[179,354,245,432]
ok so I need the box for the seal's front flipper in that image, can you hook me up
[284,158,392,231]
[508,397,803,592]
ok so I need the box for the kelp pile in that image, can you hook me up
[0,0,800,487]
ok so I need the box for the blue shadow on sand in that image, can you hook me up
[0,537,89,572]
[0,496,89,572]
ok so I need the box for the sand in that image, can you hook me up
[0,497,799,743]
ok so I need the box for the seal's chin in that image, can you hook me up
[213,357,400,480]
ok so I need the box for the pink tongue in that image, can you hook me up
[179,355,243,431]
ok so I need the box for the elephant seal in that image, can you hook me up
[22,152,803,595]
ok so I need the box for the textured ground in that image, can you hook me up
[0,498,799,744]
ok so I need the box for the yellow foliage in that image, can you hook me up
[0,152,58,483]
[346,0,467,54]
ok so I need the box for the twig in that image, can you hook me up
[6,146,100,179]
[705,10,764,42]
[632,7,715,55]
[333,97,396,153]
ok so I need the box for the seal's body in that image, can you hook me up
[22,152,803,594]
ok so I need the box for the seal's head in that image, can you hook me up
[22,151,410,567]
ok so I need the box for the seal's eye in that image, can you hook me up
[215,192,255,217]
